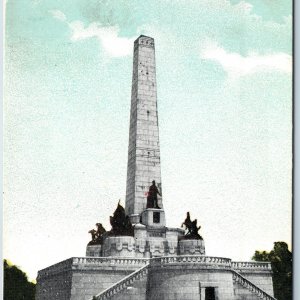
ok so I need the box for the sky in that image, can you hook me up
[4,0,292,281]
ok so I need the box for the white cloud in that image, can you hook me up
[200,40,292,78]
[68,21,135,57]
[49,10,66,22]
[231,0,253,15]
[49,9,134,57]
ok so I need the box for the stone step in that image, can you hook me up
[232,270,276,300]
[89,263,149,300]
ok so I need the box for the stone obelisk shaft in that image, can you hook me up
[125,36,162,223]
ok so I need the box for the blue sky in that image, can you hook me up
[4,0,292,280]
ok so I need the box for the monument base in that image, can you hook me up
[36,256,274,300]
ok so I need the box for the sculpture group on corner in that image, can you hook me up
[88,223,106,245]
[181,212,203,240]
[88,200,134,245]
[109,200,134,236]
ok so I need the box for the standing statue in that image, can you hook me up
[146,180,161,209]
[181,212,203,240]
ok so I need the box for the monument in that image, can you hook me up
[36,36,276,300]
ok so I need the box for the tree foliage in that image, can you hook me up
[4,259,36,300]
[252,242,292,300]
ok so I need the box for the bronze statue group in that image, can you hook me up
[88,181,202,245]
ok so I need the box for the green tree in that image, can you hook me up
[4,259,36,300]
[252,242,292,300]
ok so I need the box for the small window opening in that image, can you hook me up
[153,212,160,223]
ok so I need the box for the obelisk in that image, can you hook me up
[125,35,163,224]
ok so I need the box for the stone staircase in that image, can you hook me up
[90,263,149,300]
[232,270,276,300]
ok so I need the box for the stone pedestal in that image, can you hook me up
[129,213,141,224]
[102,236,135,257]
[165,227,184,255]
[141,209,166,227]
[86,244,102,257]
[178,239,206,255]
[166,227,185,241]
[134,223,147,257]
[134,223,147,239]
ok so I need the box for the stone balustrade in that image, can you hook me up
[232,270,276,300]
[38,257,149,278]
[38,256,272,283]
[73,257,149,267]
[150,255,232,269]
[231,261,272,271]
[91,264,150,300]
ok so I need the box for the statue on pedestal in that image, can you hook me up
[181,212,203,240]
[146,180,161,209]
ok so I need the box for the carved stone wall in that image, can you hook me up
[86,245,102,257]
[87,225,184,258]
[102,236,136,257]
[178,239,206,255]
